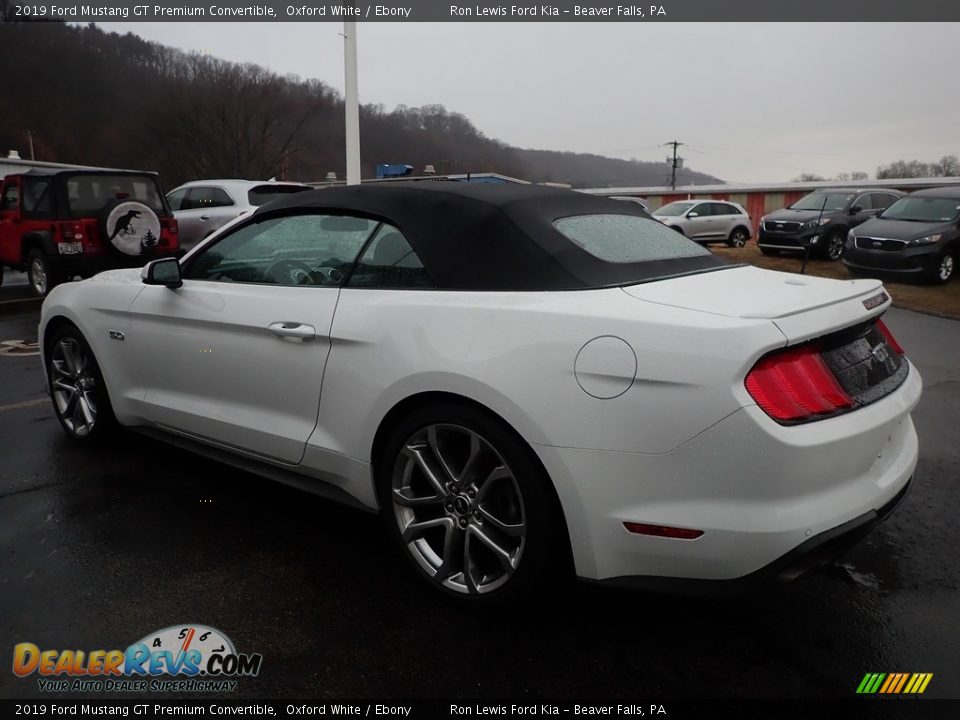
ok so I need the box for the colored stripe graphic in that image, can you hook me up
[858,672,933,694]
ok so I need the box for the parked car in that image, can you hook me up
[0,169,179,297]
[609,195,651,212]
[844,187,960,284]
[758,188,904,261]
[166,179,312,250]
[39,183,919,606]
[652,200,752,247]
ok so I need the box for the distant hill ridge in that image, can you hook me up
[0,18,723,189]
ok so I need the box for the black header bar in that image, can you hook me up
[4,1,958,22]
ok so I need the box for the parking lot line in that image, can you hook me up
[0,397,47,413]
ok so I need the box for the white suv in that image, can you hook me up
[166,179,312,250]
[653,200,752,247]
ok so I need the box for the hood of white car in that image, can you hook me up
[621,265,888,342]
[87,268,144,285]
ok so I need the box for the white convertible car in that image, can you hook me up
[39,182,921,604]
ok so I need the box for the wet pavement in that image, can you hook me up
[0,305,957,701]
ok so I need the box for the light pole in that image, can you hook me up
[343,21,361,185]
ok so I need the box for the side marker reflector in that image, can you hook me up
[623,522,703,540]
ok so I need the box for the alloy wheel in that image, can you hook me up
[391,424,526,595]
[731,230,747,248]
[940,254,954,282]
[30,256,48,296]
[50,338,98,436]
[827,233,844,260]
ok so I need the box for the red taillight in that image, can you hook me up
[876,319,904,355]
[59,222,84,241]
[623,522,704,540]
[745,344,852,423]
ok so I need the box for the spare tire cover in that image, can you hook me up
[101,200,162,256]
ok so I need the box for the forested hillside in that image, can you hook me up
[0,20,722,189]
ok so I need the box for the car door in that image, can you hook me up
[848,193,878,229]
[0,178,22,263]
[710,202,736,238]
[684,202,716,239]
[126,212,379,464]
[175,186,236,250]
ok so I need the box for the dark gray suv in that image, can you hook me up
[758,188,904,261]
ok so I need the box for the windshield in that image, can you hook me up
[66,174,164,217]
[655,202,696,217]
[879,196,960,223]
[553,214,711,263]
[790,192,854,212]
[248,184,312,206]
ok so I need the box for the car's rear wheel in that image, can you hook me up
[760,247,780,256]
[929,250,955,284]
[727,227,749,248]
[47,325,116,443]
[27,249,63,298]
[825,230,846,261]
[378,402,566,606]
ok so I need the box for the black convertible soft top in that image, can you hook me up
[258,181,729,291]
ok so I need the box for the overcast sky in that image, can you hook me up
[100,22,959,184]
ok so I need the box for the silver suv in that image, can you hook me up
[166,179,312,249]
[652,200,752,247]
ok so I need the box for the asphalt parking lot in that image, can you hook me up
[0,302,958,701]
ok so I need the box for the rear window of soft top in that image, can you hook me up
[553,214,711,264]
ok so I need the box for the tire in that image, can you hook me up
[377,401,567,607]
[27,248,63,298]
[727,227,749,248]
[928,250,955,285]
[46,324,117,443]
[824,229,847,261]
[760,247,780,256]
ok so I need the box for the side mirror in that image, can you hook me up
[687,211,699,218]
[142,257,182,288]
[848,205,863,215]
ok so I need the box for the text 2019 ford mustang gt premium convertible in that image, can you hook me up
[39,183,921,605]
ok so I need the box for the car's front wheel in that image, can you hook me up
[378,402,566,606]
[825,230,846,261]
[929,249,955,284]
[46,325,116,443]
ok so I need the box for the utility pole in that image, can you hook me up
[343,21,361,186]
[26,130,36,160]
[664,140,684,189]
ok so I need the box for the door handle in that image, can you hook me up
[268,321,316,341]
[200,215,210,221]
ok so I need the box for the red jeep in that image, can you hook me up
[0,169,180,297]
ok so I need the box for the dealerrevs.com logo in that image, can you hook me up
[13,624,262,693]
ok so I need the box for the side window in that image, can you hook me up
[184,213,378,287]
[877,193,897,209]
[166,188,187,211]
[0,183,19,211]
[184,186,234,210]
[726,203,744,215]
[22,179,53,215]
[853,194,872,211]
[689,203,708,217]
[710,202,731,216]
[347,225,433,289]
